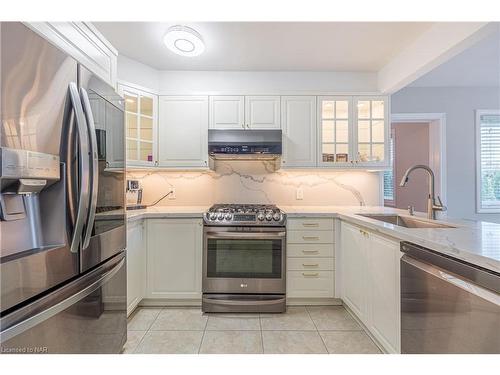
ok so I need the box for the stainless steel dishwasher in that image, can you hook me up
[400,241,500,354]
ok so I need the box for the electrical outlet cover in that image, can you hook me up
[296,188,304,200]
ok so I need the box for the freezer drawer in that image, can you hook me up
[0,252,126,354]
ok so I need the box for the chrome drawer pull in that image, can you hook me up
[302,223,319,227]
[302,249,319,253]
[302,263,319,267]
[302,236,319,240]
[302,272,319,277]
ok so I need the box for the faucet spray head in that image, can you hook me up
[399,175,409,187]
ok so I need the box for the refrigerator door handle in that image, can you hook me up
[79,87,99,249]
[68,82,90,254]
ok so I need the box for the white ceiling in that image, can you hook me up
[409,30,500,87]
[94,22,432,71]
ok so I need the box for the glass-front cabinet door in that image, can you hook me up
[317,96,352,167]
[119,84,157,167]
[354,96,389,167]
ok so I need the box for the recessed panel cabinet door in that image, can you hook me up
[158,96,208,167]
[340,222,368,321]
[209,96,244,129]
[282,96,317,167]
[146,219,203,299]
[368,233,400,353]
[245,96,281,129]
[126,220,145,315]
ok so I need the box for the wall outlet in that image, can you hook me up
[168,187,176,199]
[296,187,304,200]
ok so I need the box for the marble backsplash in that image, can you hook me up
[126,161,382,207]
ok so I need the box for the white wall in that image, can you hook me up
[117,55,160,92]
[391,86,500,223]
[117,55,378,95]
[157,71,378,95]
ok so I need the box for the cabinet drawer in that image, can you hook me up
[287,218,334,231]
[286,271,334,298]
[287,230,334,244]
[287,257,334,271]
[287,244,334,258]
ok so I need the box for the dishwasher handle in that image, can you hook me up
[401,241,500,294]
[401,255,500,305]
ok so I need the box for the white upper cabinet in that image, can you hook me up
[158,96,209,168]
[209,96,245,129]
[210,95,281,130]
[353,96,389,167]
[317,96,353,167]
[281,96,317,168]
[245,96,281,129]
[119,84,158,168]
[25,22,117,87]
[317,95,389,168]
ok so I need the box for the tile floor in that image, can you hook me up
[124,306,382,354]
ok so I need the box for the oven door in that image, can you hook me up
[203,226,286,294]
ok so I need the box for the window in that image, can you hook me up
[383,130,395,205]
[476,110,500,213]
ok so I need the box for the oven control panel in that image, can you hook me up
[204,204,286,226]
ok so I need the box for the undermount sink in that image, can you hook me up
[356,214,457,229]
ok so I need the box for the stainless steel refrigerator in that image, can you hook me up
[0,22,127,354]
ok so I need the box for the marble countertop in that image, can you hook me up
[281,205,500,274]
[126,204,500,273]
[127,205,209,222]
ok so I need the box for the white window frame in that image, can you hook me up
[383,128,396,207]
[476,109,500,213]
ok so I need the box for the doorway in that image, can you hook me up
[383,113,447,212]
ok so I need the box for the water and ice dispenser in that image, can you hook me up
[0,147,66,259]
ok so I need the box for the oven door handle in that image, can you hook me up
[205,231,286,239]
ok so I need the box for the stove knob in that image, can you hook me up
[225,213,232,220]
[265,213,273,221]
[257,213,265,221]
[273,212,281,221]
[209,212,217,220]
[218,213,224,220]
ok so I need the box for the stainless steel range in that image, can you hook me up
[202,204,286,313]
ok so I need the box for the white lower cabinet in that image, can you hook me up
[146,218,203,300]
[340,221,368,321]
[126,220,145,316]
[340,221,401,353]
[367,234,401,354]
[286,218,335,300]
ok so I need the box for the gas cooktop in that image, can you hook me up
[203,204,286,226]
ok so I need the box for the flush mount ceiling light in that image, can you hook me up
[163,25,205,57]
